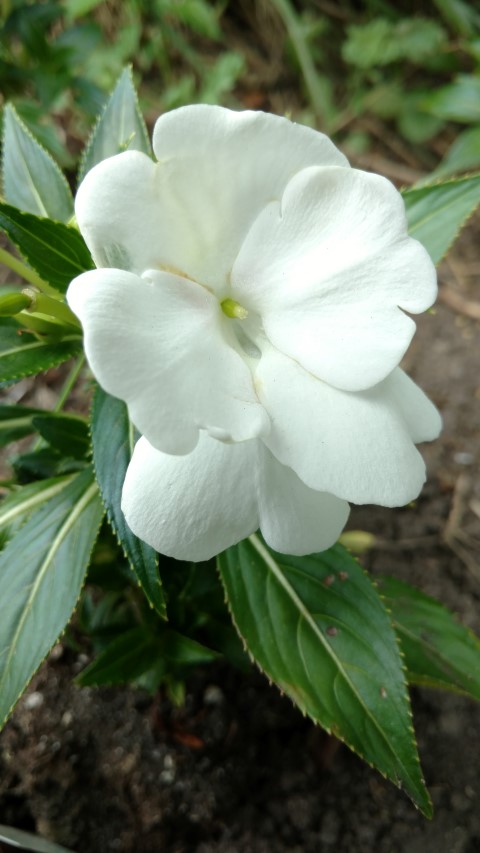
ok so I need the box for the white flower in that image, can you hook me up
[67,105,441,561]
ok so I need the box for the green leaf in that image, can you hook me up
[0,467,104,728]
[0,201,94,294]
[430,126,480,179]
[218,536,431,816]
[0,403,44,448]
[0,823,74,853]
[0,475,75,547]
[379,577,480,700]
[420,75,480,124]
[403,174,480,264]
[0,319,82,384]
[79,66,152,182]
[1,104,73,222]
[77,626,218,687]
[32,413,89,459]
[91,386,166,619]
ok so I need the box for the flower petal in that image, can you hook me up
[258,449,350,555]
[122,434,350,560]
[232,166,437,390]
[122,435,259,561]
[67,268,269,454]
[76,107,348,295]
[256,347,440,506]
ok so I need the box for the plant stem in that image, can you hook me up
[54,353,86,413]
[22,288,81,329]
[0,246,58,296]
[269,0,326,123]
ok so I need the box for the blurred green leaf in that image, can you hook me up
[218,537,431,816]
[403,173,480,263]
[79,66,152,182]
[431,126,480,178]
[0,318,81,384]
[421,75,480,123]
[91,386,166,619]
[0,202,94,294]
[379,577,480,700]
[200,52,245,104]
[2,104,73,222]
[0,467,104,729]
[343,18,447,69]
[0,403,44,448]
[0,823,74,853]
[432,0,480,37]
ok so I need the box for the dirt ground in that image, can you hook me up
[0,210,479,852]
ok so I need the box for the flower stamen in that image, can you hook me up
[221,298,248,320]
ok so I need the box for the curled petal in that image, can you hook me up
[67,268,269,455]
[122,435,350,561]
[76,107,348,294]
[232,166,437,390]
[256,347,441,506]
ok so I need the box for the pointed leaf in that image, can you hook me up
[0,202,94,294]
[91,386,166,619]
[403,173,480,264]
[218,536,431,816]
[0,467,104,728]
[79,66,152,182]
[32,413,89,459]
[2,104,73,222]
[430,126,480,179]
[0,319,82,384]
[0,475,75,546]
[379,576,480,700]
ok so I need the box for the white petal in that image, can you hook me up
[76,108,347,295]
[381,368,442,443]
[258,448,350,555]
[67,268,269,454]
[232,166,437,391]
[75,151,162,273]
[256,348,439,506]
[122,435,350,560]
[122,435,259,561]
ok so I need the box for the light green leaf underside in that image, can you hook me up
[403,173,480,264]
[218,537,431,816]
[2,104,73,222]
[0,475,75,546]
[379,576,480,700]
[0,468,104,728]
[91,386,166,618]
[79,65,152,182]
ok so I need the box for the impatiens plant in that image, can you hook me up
[1,67,480,817]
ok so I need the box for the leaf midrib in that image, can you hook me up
[248,534,416,786]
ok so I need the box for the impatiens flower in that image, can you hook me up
[67,105,441,561]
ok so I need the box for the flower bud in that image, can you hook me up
[0,291,32,317]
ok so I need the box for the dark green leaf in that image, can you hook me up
[379,576,480,700]
[13,447,86,482]
[91,386,166,618]
[0,403,44,448]
[32,413,89,459]
[0,467,104,728]
[430,126,480,179]
[0,823,74,853]
[218,537,431,816]
[79,66,152,181]
[403,174,480,264]
[77,625,218,687]
[0,201,94,294]
[0,318,82,383]
[2,104,73,222]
